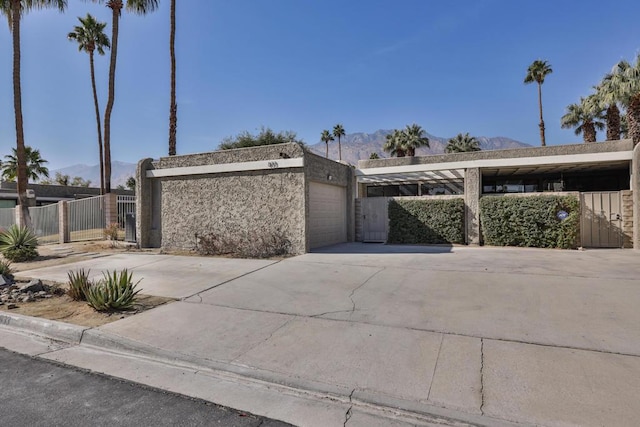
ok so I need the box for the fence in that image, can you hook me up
[0,207,15,229]
[68,195,106,241]
[29,204,59,245]
[117,195,136,229]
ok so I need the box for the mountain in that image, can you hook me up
[51,161,136,188]
[308,129,531,164]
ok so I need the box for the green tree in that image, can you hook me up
[369,152,380,160]
[524,59,553,146]
[332,124,345,161]
[90,0,160,194]
[68,13,110,195]
[1,146,49,183]
[0,0,66,227]
[219,127,303,150]
[320,130,334,158]
[168,0,177,156]
[126,176,136,190]
[446,133,481,153]
[599,56,640,144]
[561,96,605,143]
[595,74,622,141]
[403,123,430,156]
[383,129,406,157]
[70,176,91,187]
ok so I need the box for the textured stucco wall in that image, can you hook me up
[621,190,633,248]
[634,144,640,250]
[160,170,305,254]
[464,168,481,245]
[357,139,634,169]
[157,143,305,168]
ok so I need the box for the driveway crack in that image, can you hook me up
[343,388,355,426]
[480,338,485,415]
[426,333,444,401]
[348,268,384,314]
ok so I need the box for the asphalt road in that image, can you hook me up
[0,348,292,427]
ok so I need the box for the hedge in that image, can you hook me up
[480,195,579,249]
[387,198,465,244]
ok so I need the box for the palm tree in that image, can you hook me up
[383,129,406,157]
[524,59,553,146]
[91,0,159,193]
[1,146,50,183]
[446,133,481,153]
[332,124,345,161]
[68,14,110,195]
[320,130,334,158]
[560,96,605,143]
[0,0,66,227]
[403,123,429,156]
[595,75,622,141]
[168,0,177,156]
[600,56,640,144]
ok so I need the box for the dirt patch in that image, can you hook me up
[0,291,174,328]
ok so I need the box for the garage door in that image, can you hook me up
[309,182,347,249]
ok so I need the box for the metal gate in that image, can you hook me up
[361,197,389,242]
[0,208,15,229]
[580,192,622,248]
[29,204,59,244]
[67,195,105,241]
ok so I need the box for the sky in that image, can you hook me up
[1,0,640,170]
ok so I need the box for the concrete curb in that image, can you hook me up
[0,312,87,344]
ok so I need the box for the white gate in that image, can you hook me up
[580,192,622,248]
[0,208,15,229]
[117,195,136,229]
[29,204,59,244]
[67,195,105,241]
[361,197,389,242]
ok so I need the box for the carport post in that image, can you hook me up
[464,168,482,245]
[58,201,69,244]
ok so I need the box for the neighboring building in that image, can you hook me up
[0,181,133,208]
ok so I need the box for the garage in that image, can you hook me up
[308,181,347,249]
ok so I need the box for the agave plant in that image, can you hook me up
[0,225,39,262]
[85,269,141,312]
[0,258,14,279]
[67,268,92,301]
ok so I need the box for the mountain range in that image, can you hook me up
[307,129,531,163]
[51,130,530,187]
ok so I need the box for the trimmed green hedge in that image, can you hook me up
[387,198,465,244]
[480,195,579,249]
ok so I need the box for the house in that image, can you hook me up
[0,181,133,208]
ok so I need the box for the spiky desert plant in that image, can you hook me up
[85,269,141,311]
[0,258,14,279]
[67,268,92,301]
[0,225,38,262]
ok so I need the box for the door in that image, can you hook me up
[362,197,389,242]
[309,182,347,249]
[581,192,622,248]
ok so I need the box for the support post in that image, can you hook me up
[464,167,482,245]
[59,201,70,244]
[136,158,156,248]
[633,145,640,249]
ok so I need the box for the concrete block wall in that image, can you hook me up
[622,190,633,248]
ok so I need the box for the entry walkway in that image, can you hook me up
[7,244,640,426]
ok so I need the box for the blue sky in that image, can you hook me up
[1,0,639,169]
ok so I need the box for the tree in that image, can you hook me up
[70,176,92,187]
[383,129,406,157]
[125,176,135,190]
[219,127,303,150]
[168,0,177,156]
[600,56,640,144]
[0,0,66,227]
[446,133,481,153]
[68,13,110,195]
[561,96,605,143]
[524,59,553,146]
[332,124,345,161]
[91,0,159,194]
[320,130,334,158]
[1,146,49,183]
[369,152,380,160]
[403,123,430,156]
[595,74,622,141]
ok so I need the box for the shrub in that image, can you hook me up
[0,259,13,279]
[0,225,39,262]
[387,198,465,244]
[480,195,580,249]
[67,269,92,301]
[103,222,120,245]
[85,269,141,312]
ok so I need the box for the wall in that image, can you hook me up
[622,190,633,248]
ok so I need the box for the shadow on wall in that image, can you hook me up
[310,242,454,254]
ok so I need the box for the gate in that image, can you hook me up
[361,197,389,242]
[0,208,15,229]
[580,192,622,248]
[67,195,105,241]
[29,204,59,244]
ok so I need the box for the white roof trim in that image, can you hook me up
[356,151,633,177]
[147,157,305,178]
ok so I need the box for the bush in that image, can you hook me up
[480,195,580,249]
[85,269,141,312]
[387,198,465,244]
[0,225,39,262]
[0,259,13,279]
[67,269,92,301]
[103,222,120,247]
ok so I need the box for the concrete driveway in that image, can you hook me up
[15,244,640,426]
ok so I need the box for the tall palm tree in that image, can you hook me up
[1,146,50,183]
[560,96,605,143]
[446,133,481,153]
[168,0,177,156]
[91,0,159,193]
[600,56,640,144]
[403,123,429,156]
[595,76,622,141]
[524,59,553,146]
[383,129,406,157]
[0,0,66,227]
[320,130,334,158]
[332,124,345,161]
[68,14,110,195]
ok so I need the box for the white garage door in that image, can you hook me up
[309,182,347,249]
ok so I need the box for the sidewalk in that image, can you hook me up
[3,244,640,426]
